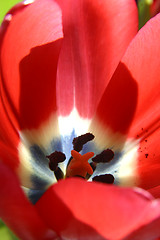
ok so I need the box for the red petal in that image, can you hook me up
[122,14,160,140]
[0,140,19,170]
[124,215,160,240]
[0,161,57,240]
[116,14,160,193]
[0,86,19,147]
[92,13,160,139]
[149,185,160,199]
[92,62,138,135]
[0,83,20,169]
[56,0,138,117]
[0,0,63,130]
[36,178,160,239]
[137,127,160,197]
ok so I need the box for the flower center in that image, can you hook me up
[46,133,115,184]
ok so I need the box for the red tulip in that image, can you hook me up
[0,0,160,239]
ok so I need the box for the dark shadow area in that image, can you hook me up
[17,41,62,199]
[88,63,138,182]
[97,62,138,135]
[19,40,61,129]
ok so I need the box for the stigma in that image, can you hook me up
[66,150,94,178]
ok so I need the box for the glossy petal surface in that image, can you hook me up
[91,13,160,136]
[0,140,18,170]
[55,0,138,117]
[124,215,160,240]
[0,81,19,148]
[120,14,160,194]
[123,15,160,140]
[91,62,138,135]
[36,178,160,240]
[0,0,63,186]
[137,127,160,197]
[0,0,63,130]
[89,12,160,191]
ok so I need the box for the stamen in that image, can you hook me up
[92,174,114,184]
[72,133,95,152]
[54,167,64,180]
[46,151,66,171]
[66,150,94,178]
[47,134,116,184]
[67,132,95,168]
[92,149,114,163]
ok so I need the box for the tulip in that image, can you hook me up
[0,0,160,239]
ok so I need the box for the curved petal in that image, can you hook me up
[136,126,160,197]
[36,178,160,240]
[124,215,160,240]
[90,62,138,136]
[0,74,20,169]
[149,186,160,199]
[119,14,160,193]
[0,161,57,240]
[0,0,64,190]
[122,14,160,140]
[56,0,138,117]
[0,0,63,130]
[0,140,19,170]
[0,82,19,146]
[90,13,160,136]
[89,13,160,190]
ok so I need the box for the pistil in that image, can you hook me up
[46,151,65,180]
[47,133,115,184]
[66,150,94,178]
[93,174,114,184]
[72,133,95,152]
[92,149,114,163]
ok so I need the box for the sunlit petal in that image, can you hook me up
[89,12,160,190]
[121,13,160,193]
[36,178,160,240]
[56,0,138,117]
[0,0,63,131]
[0,0,63,195]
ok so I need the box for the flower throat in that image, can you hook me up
[46,133,115,184]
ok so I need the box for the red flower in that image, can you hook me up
[0,0,160,239]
